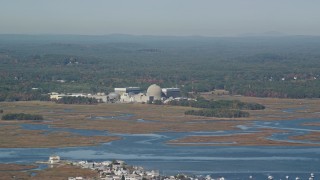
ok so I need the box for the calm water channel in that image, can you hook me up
[1,117,320,179]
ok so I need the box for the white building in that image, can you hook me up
[114,84,183,104]
[49,92,108,102]
[162,88,181,98]
[115,87,141,95]
[146,84,162,101]
[125,174,143,180]
[48,155,60,164]
[119,84,163,103]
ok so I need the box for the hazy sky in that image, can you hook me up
[1,0,320,36]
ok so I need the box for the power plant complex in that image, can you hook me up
[108,84,181,103]
[50,84,182,104]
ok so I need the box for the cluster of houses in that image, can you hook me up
[45,156,221,180]
[69,159,159,180]
[46,156,316,180]
[67,159,230,180]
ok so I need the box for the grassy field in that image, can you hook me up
[0,101,243,132]
[0,164,36,180]
[0,97,320,147]
[290,132,320,143]
[201,93,320,120]
[0,164,98,180]
[0,101,242,147]
[0,164,37,171]
[0,98,320,177]
[0,125,119,148]
[30,164,98,180]
[168,129,320,146]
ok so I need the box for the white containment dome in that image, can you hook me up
[147,84,162,100]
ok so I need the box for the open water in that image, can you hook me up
[1,116,320,179]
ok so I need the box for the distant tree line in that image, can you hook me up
[0,92,50,102]
[2,35,320,100]
[168,98,265,110]
[1,113,43,120]
[55,96,98,104]
[167,97,264,118]
[185,109,249,118]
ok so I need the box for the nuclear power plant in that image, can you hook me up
[107,84,181,103]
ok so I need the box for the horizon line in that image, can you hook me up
[1,33,320,38]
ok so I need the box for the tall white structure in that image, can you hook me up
[147,84,162,101]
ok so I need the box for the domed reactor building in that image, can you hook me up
[146,84,162,101]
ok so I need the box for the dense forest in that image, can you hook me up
[1,34,320,101]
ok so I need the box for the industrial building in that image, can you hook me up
[49,92,108,102]
[49,84,181,104]
[114,87,141,95]
[49,92,86,100]
[115,84,181,103]
[119,84,161,103]
[162,88,181,98]
[146,84,162,101]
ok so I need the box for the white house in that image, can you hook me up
[48,155,60,164]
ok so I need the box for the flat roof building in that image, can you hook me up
[114,87,141,95]
[162,88,181,98]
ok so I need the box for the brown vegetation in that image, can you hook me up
[30,164,98,180]
[1,96,320,148]
[290,132,320,143]
[0,164,37,171]
[0,171,30,180]
[0,101,243,134]
[0,164,98,180]
[0,125,119,148]
[302,122,320,126]
[0,164,37,180]
[168,129,320,146]
[200,93,320,120]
